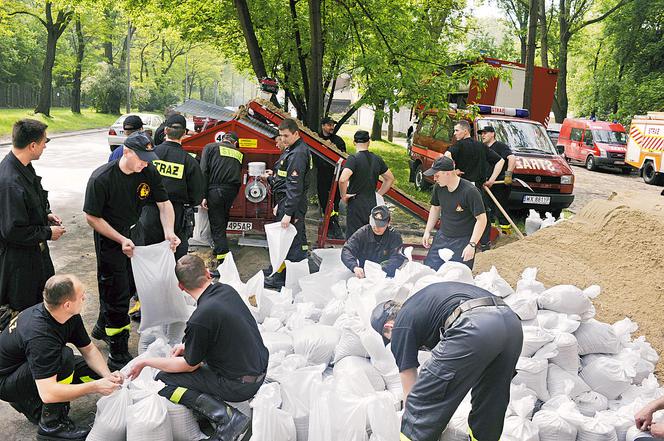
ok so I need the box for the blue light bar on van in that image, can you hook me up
[477,105,530,118]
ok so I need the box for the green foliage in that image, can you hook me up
[0,107,117,136]
[133,84,179,112]
[82,62,126,114]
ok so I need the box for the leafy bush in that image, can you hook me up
[82,63,125,114]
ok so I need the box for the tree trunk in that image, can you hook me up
[539,0,549,67]
[371,100,385,141]
[71,17,84,114]
[233,0,268,79]
[387,108,394,142]
[519,37,527,64]
[307,0,323,131]
[35,29,59,116]
[553,34,570,122]
[523,0,539,111]
[289,0,310,108]
[591,42,602,117]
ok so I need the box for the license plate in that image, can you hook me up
[228,222,252,231]
[614,161,625,165]
[523,195,551,205]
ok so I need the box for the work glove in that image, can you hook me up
[504,170,513,185]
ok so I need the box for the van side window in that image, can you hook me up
[418,117,435,138]
[583,130,593,145]
[570,128,583,141]
[433,118,454,142]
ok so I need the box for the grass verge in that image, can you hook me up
[0,108,118,137]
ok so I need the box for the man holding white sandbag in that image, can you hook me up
[128,255,268,441]
[0,274,123,441]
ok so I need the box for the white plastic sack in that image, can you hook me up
[537,284,594,317]
[307,379,335,441]
[513,357,550,401]
[577,418,618,441]
[360,328,398,375]
[580,357,633,400]
[547,363,591,398]
[217,251,241,284]
[516,267,546,295]
[250,383,297,441]
[550,332,580,374]
[575,319,621,355]
[525,210,543,236]
[86,386,131,441]
[165,401,206,441]
[502,396,539,441]
[532,406,578,441]
[536,310,581,334]
[474,266,514,298]
[436,261,475,284]
[440,397,471,441]
[574,391,609,416]
[285,259,310,294]
[262,332,294,355]
[300,270,352,308]
[265,222,297,275]
[333,315,370,363]
[313,248,347,273]
[333,356,386,392]
[292,325,341,365]
[367,392,400,441]
[126,393,172,441]
[505,292,539,321]
[131,241,190,332]
[521,326,555,357]
[595,410,634,441]
[189,205,213,247]
[280,364,326,419]
[507,383,538,418]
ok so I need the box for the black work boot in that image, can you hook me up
[327,216,344,239]
[90,323,109,344]
[9,395,43,424]
[107,330,133,371]
[37,402,89,441]
[263,270,286,290]
[190,394,250,441]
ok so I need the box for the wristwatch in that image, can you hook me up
[468,242,477,248]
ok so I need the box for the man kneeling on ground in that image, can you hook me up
[0,274,123,441]
[341,205,406,278]
[128,255,269,441]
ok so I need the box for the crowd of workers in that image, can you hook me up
[0,113,657,441]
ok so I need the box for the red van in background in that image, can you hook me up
[557,118,631,173]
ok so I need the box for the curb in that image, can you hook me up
[0,128,107,147]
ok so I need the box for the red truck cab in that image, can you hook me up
[409,105,575,216]
[557,118,630,173]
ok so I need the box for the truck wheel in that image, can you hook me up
[643,161,664,185]
[585,155,598,171]
[414,163,431,191]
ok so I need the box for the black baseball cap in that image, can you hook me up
[354,130,370,143]
[124,132,158,162]
[477,126,495,133]
[165,114,187,129]
[371,301,395,345]
[222,131,239,144]
[321,116,337,125]
[424,156,455,176]
[123,115,144,130]
[369,205,391,228]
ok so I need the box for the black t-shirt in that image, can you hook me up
[430,178,485,237]
[0,303,90,379]
[448,137,502,185]
[390,282,494,372]
[200,141,243,194]
[184,283,269,379]
[487,141,513,180]
[344,151,388,200]
[152,141,205,206]
[83,161,169,233]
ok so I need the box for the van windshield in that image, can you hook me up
[592,129,626,145]
[477,119,557,155]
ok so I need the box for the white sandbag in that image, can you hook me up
[126,393,172,441]
[307,379,335,441]
[531,410,577,441]
[550,332,580,374]
[189,205,213,247]
[521,326,555,357]
[292,325,341,365]
[505,292,539,321]
[265,222,297,275]
[525,210,543,235]
[262,332,294,355]
[537,284,594,317]
[319,298,346,326]
[262,317,283,332]
[474,266,514,298]
[516,267,546,295]
[547,363,591,398]
[595,410,634,441]
[502,396,539,441]
[123,337,172,377]
[392,259,435,287]
[628,336,660,367]
[333,315,369,363]
[250,383,297,441]
[364,260,386,280]
[313,248,347,273]
[285,302,318,331]
[333,356,386,392]
[280,364,326,420]
[513,357,550,401]
[616,347,656,386]
[359,328,398,375]
[440,397,471,441]
[217,251,241,284]
[625,427,656,441]
[86,386,131,441]
[327,372,375,440]
[577,418,618,441]
[165,401,206,441]
[574,391,609,416]
[285,259,310,295]
[367,392,400,441]
[575,319,621,355]
[436,261,475,284]
[300,270,352,308]
[580,357,633,400]
[536,310,581,334]
[507,383,538,418]
[131,241,190,332]
[267,354,309,383]
[619,373,662,406]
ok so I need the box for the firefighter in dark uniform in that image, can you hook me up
[109,115,145,160]
[371,282,523,441]
[341,205,405,278]
[84,132,179,370]
[479,125,516,234]
[200,131,243,271]
[128,255,268,441]
[0,275,123,441]
[339,130,395,239]
[0,119,65,329]
[316,117,346,239]
[263,119,312,289]
[138,114,204,260]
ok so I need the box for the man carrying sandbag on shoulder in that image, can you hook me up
[0,274,123,441]
[370,281,523,441]
[127,254,269,441]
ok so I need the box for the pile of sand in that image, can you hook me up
[475,193,664,372]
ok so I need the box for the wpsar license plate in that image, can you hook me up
[227,221,253,231]
[523,195,551,205]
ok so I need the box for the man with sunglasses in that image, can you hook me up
[0,119,66,328]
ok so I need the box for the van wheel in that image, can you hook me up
[414,164,431,191]
[643,161,664,185]
[585,155,598,171]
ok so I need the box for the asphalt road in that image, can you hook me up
[0,131,662,439]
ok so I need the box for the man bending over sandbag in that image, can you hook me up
[370,281,523,441]
[341,205,406,278]
[0,274,123,441]
[128,254,269,441]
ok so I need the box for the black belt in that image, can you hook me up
[236,372,265,384]
[444,296,507,331]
